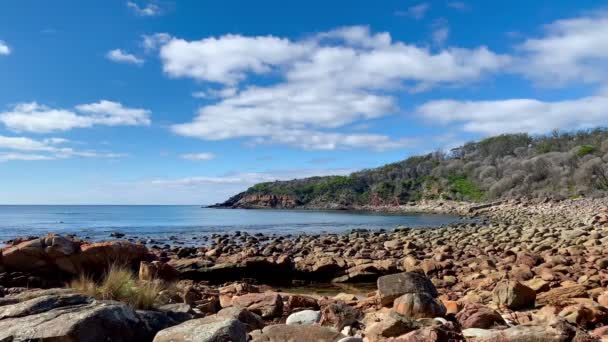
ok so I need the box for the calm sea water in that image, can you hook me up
[0,206,461,244]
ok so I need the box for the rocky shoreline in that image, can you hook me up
[1,198,608,340]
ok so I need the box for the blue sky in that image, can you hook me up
[0,0,607,204]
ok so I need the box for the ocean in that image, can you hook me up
[0,206,462,244]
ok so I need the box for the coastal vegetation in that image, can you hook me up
[69,264,165,310]
[218,128,608,208]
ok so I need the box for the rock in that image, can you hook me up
[78,240,150,270]
[598,292,608,308]
[231,292,283,318]
[377,272,438,306]
[1,234,79,274]
[216,306,265,332]
[364,312,420,341]
[492,280,536,310]
[396,322,462,342]
[455,303,506,329]
[320,302,361,330]
[461,318,579,342]
[139,261,179,281]
[286,309,320,325]
[0,293,165,341]
[537,285,588,306]
[153,316,247,342]
[251,324,345,342]
[393,293,446,319]
[287,294,319,309]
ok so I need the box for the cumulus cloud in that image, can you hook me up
[160,35,312,84]
[142,33,172,51]
[126,1,162,16]
[416,95,608,135]
[180,152,216,160]
[0,134,125,162]
[160,26,508,150]
[518,11,608,85]
[106,49,144,65]
[0,40,10,55]
[0,101,150,133]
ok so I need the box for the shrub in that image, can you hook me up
[69,264,165,310]
[577,145,596,157]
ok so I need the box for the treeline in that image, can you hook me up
[221,128,608,207]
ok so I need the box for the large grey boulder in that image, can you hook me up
[153,316,247,342]
[492,280,536,310]
[377,272,438,306]
[0,294,153,341]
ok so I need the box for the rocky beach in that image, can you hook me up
[0,198,606,341]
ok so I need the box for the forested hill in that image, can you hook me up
[213,129,608,209]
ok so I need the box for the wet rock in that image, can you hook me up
[287,294,319,310]
[377,272,438,306]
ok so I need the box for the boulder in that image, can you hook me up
[215,306,265,332]
[287,294,319,310]
[396,322,463,342]
[455,303,506,329]
[1,235,79,273]
[0,293,166,341]
[320,302,361,330]
[492,280,536,310]
[251,324,345,342]
[393,293,446,319]
[286,309,321,325]
[153,316,247,342]
[364,312,420,341]
[139,261,179,281]
[231,292,283,318]
[377,272,438,306]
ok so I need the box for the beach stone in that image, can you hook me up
[492,280,536,310]
[377,272,438,306]
[393,293,446,319]
[320,302,361,330]
[287,294,319,309]
[215,306,265,332]
[231,292,283,318]
[461,318,580,341]
[455,303,506,329]
[396,322,462,342]
[251,324,345,342]
[364,312,420,341]
[153,316,247,342]
[286,309,320,325]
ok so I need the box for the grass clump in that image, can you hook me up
[69,264,165,310]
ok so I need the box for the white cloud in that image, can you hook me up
[192,87,238,99]
[162,26,509,150]
[432,19,450,45]
[0,134,126,162]
[126,1,162,16]
[142,33,172,51]
[416,95,608,135]
[180,152,216,160]
[447,1,469,11]
[0,40,10,55]
[160,35,312,84]
[397,3,430,20]
[106,49,144,65]
[0,101,150,133]
[518,11,608,85]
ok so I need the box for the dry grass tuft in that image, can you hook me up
[68,264,167,310]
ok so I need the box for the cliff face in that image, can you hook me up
[216,194,299,209]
